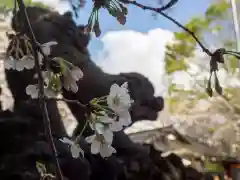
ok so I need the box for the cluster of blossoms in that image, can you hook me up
[5,34,39,71]
[5,37,83,98]
[5,35,134,159]
[61,82,133,158]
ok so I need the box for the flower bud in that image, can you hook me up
[84,25,92,34]
[93,22,101,37]
[117,14,126,25]
[214,74,222,95]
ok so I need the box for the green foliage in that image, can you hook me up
[164,0,230,75]
[167,82,209,113]
[164,0,240,112]
[205,0,230,21]
[204,160,224,172]
[0,0,48,11]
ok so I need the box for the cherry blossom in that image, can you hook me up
[5,55,35,71]
[20,55,35,69]
[85,134,116,158]
[107,82,132,111]
[109,120,123,132]
[40,41,58,56]
[28,70,62,98]
[4,48,46,71]
[107,82,133,127]
[59,137,84,158]
[62,66,83,93]
[5,38,136,159]
[90,121,114,144]
[52,57,83,93]
[25,84,57,99]
[26,84,39,99]
[4,56,15,70]
[70,67,84,81]
[98,115,123,132]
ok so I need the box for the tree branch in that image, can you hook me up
[157,0,178,11]
[15,0,63,179]
[47,97,87,109]
[122,0,213,57]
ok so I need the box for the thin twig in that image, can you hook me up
[47,97,87,109]
[75,120,89,143]
[15,0,63,179]
[157,0,178,11]
[122,0,213,57]
[120,0,178,11]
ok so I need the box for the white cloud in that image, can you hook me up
[95,28,240,98]
[32,0,71,13]
[95,29,174,96]
[93,28,240,134]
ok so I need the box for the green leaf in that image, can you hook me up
[205,1,230,21]
[36,161,47,176]
[165,58,188,74]
[168,83,177,95]
[228,56,238,74]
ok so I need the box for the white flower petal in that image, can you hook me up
[70,81,78,93]
[91,139,101,154]
[71,67,83,81]
[26,84,39,99]
[25,60,35,69]
[63,80,70,91]
[5,59,14,69]
[107,96,114,110]
[5,56,16,70]
[15,60,25,71]
[44,88,57,98]
[70,144,83,158]
[59,137,73,145]
[99,116,114,124]
[85,134,96,143]
[42,41,57,56]
[23,55,35,69]
[119,110,132,126]
[63,72,79,93]
[37,52,43,65]
[44,41,58,46]
[41,71,51,85]
[89,122,95,131]
[100,144,116,158]
[109,84,119,95]
[95,123,105,134]
[109,121,123,132]
[107,82,132,113]
[103,129,113,144]
[121,82,129,91]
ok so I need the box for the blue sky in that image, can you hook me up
[72,0,211,56]
[37,0,222,95]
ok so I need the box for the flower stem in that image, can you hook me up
[15,0,63,179]
[75,120,89,143]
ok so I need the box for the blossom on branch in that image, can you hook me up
[5,41,57,71]
[98,115,123,132]
[26,71,60,98]
[107,82,133,127]
[85,134,116,158]
[5,55,37,71]
[40,41,58,56]
[62,66,83,93]
[60,137,84,158]
[53,57,84,93]
[25,84,57,99]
